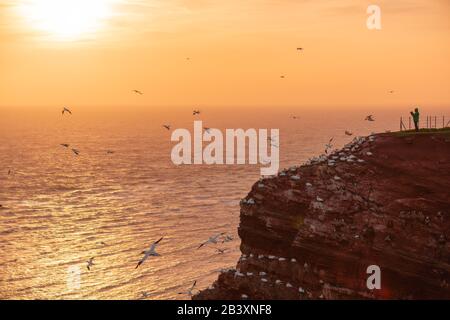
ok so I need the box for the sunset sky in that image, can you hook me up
[0,0,449,109]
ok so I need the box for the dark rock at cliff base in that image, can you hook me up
[194,131,450,300]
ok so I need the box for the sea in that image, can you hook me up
[0,105,446,299]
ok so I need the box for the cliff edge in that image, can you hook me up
[194,130,450,300]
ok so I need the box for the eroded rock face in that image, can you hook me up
[194,132,450,300]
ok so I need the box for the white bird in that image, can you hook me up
[141,291,151,299]
[365,115,375,121]
[325,138,334,154]
[135,237,164,269]
[178,281,197,296]
[197,233,225,249]
[267,136,280,148]
[62,107,72,115]
[86,257,95,271]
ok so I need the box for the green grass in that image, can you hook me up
[393,127,450,137]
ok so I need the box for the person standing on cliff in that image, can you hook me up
[410,107,420,132]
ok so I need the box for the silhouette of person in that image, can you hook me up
[410,107,420,132]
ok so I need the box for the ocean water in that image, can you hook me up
[0,106,445,299]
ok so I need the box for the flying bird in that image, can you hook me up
[71,149,80,156]
[163,125,171,131]
[197,233,225,249]
[267,136,279,148]
[325,138,334,154]
[106,150,115,154]
[135,237,164,269]
[365,115,375,122]
[280,75,285,79]
[133,90,143,95]
[86,258,95,271]
[345,131,353,136]
[60,144,70,148]
[291,116,299,120]
[193,110,201,116]
[178,281,197,297]
[297,47,303,51]
[389,90,394,94]
[216,248,227,254]
[222,235,234,243]
[62,107,72,115]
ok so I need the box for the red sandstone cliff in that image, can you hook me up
[194,131,450,300]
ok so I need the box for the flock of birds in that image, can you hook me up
[53,99,379,299]
[1,100,239,299]
[131,232,235,298]
[3,51,393,298]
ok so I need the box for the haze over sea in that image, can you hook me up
[0,106,446,299]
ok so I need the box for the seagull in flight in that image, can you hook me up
[280,75,285,79]
[345,131,353,136]
[135,237,164,269]
[133,90,143,95]
[267,136,279,148]
[163,125,171,131]
[222,235,234,243]
[60,144,70,148]
[141,291,152,299]
[193,110,201,116]
[325,138,334,154]
[365,115,375,122]
[71,148,80,156]
[86,258,95,271]
[197,233,226,249]
[297,47,304,51]
[62,107,72,115]
[178,281,197,297]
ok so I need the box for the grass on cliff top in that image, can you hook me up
[393,127,450,137]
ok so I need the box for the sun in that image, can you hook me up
[18,0,115,41]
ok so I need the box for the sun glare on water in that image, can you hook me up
[18,0,116,41]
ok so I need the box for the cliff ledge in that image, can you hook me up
[194,130,450,300]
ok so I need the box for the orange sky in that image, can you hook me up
[0,0,449,109]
